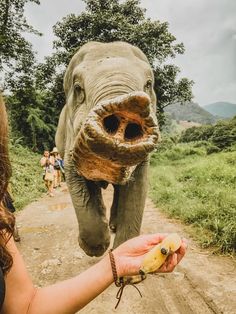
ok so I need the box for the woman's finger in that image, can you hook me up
[176,239,188,264]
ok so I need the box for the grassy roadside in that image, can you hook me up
[9,145,45,210]
[149,143,236,254]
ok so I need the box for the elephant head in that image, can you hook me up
[56,41,160,256]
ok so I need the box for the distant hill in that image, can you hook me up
[164,102,219,125]
[203,102,236,118]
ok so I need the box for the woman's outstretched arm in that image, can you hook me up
[3,234,187,314]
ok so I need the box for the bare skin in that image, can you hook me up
[15,186,236,314]
[40,151,54,197]
[2,235,186,313]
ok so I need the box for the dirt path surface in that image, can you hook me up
[16,183,236,314]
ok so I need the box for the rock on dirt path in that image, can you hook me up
[16,183,236,314]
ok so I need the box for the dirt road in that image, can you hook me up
[16,183,236,314]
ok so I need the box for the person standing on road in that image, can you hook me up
[40,150,54,197]
[50,147,62,188]
[0,94,187,313]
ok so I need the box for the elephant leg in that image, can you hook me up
[109,185,119,232]
[113,160,148,248]
[65,154,110,257]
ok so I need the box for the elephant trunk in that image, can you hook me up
[73,91,159,184]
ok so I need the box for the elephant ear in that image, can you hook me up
[55,105,68,159]
[58,42,102,157]
[58,48,84,158]
[59,51,82,157]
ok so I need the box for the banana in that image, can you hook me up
[140,233,182,274]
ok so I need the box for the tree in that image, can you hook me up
[0,0,41,73]
[26,106,54,151]
[0,0,56,151]
[211,118,236,149]
[5,47,56,151]
[154,65,193,127]
[50,0,193,127]
[34,56,66,120]
[7,81,56,151]
[179,116,236,150]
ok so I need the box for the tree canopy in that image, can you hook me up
[0,0,54,151]
[180,116,236,151]
[0,0,41,73]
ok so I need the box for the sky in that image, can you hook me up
[25,0,236,106]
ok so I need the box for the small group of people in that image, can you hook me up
[0,93,187,313]
[40,147,65,197]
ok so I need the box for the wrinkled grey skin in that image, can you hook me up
[56,41,159,257]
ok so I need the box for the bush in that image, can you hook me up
[211,124,236,149]
[151,142,205,164]
[192,140,211,148]
[180,125,214,142]
[9,144,45,210]
[206,145,221,155]
[179,116,236,151]
[155,136,175,152]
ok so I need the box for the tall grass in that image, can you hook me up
[9,145,45,210]
[149,142,236,254]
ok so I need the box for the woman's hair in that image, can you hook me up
[0,94,15,274]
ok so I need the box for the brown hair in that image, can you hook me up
[0,94,15,274]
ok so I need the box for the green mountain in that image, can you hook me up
[203,102,236,118]
[164,102,219,125]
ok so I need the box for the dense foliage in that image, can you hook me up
[1,0,65,151]
[0,0,41,72]
[9,144,45,210]
[0,0,53,151]
[180,116,236,150]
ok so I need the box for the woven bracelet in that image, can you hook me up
[108,249,121,287]
[108,249,143,309]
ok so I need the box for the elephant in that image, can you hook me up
[56,41,160,257]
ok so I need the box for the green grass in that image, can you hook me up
[9,145,45,210]
[149,143,236,254]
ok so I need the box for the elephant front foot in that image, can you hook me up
[78,229,110,257]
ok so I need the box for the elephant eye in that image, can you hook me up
[144,79,152,92]
[74,83,85,104]
[74,82,82,93]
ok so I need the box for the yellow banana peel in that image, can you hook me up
[140,233,182,274]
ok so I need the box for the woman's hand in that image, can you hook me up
[112,233,187,277]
